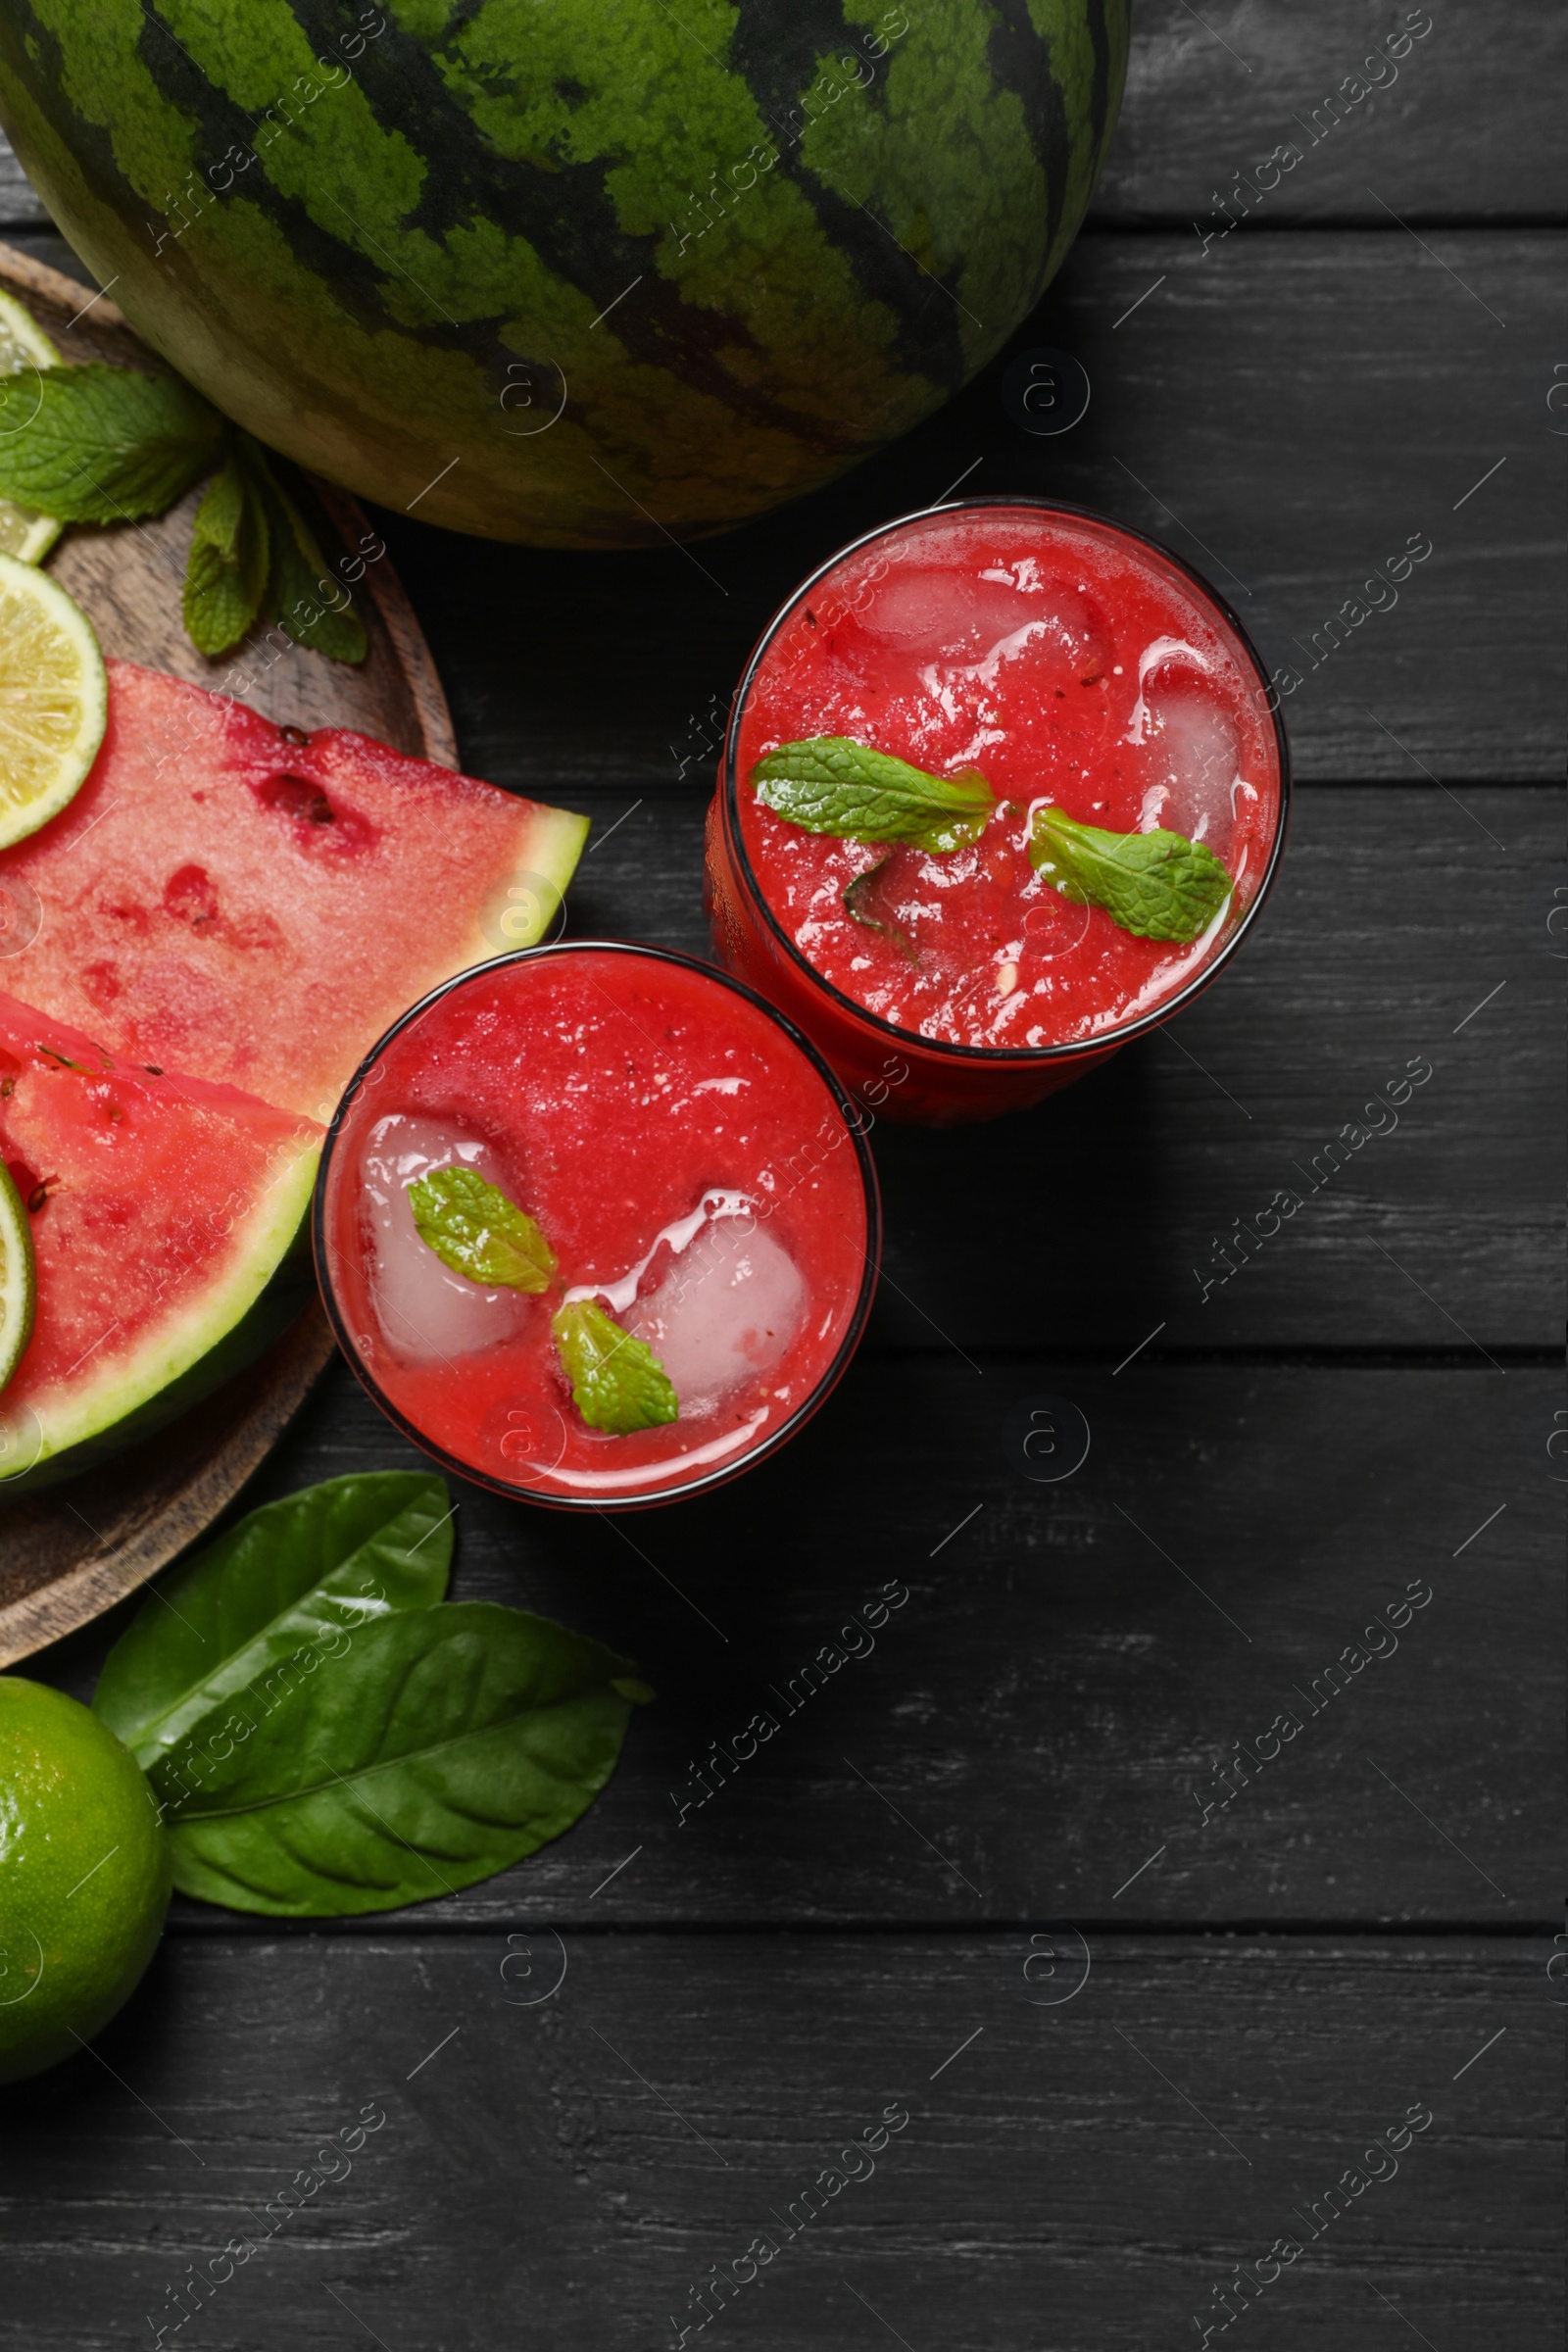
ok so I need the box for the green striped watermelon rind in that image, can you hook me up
[0,1149,319,1497]
[0,0,1128,547]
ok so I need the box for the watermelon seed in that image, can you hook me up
[259,773,338,828]
[279,724,312,746]
[143,1064,163,1076]
[26,1177,55,1213]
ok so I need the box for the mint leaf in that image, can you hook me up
[242,438,368,664]
[752,736,997,854]
[843,856,917,959]
[182,455,270,657]
[409,1164,556,1292]
[1028,806,1233,944]
[552,1298,678,1435]
[0,361,222,521]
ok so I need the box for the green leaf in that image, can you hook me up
[92,1472,454,1771]
[751,736,997,854]
[552,1298,678,1435]
[181,455,270,657]
[1027,806,1234,944]
[409,1164,556,1292]
[149,1601,650,1915]
[843,856,917,959]
[0,361,222,522]
[241,438,368,663]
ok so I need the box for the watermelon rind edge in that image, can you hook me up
[478,802,592,955]
[0,1141,320,1497]
[0,1155,34,1394]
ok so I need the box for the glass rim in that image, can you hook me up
[313,936,884,1511]
[720,492,1295,1066]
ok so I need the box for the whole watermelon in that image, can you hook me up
[0,2,1127,549]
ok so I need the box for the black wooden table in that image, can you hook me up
[2,8,1561,2346]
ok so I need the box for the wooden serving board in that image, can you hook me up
[0,242,457,1669]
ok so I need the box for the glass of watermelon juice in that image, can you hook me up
[706,498,1291,1124]
[315,943,879,1508]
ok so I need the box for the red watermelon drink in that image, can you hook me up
[707,499,1290,1123]
[316,944,878,1508]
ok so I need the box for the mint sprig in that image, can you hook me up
[409,1165,557,1293]
[1028,805,1233,944]
[183,454,270,657]
[752,736,997,854]
[752,731,1235,946]
[0,327,366,663]
[552,1299,678,1436]
[244,443,368,663]
[407,1172,682,1437]
[843,857,917,959]
[0,360,222,520]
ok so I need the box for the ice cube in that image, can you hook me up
[1124,635,1217,746]
[359,1113,531,1364]
[623,1215,805,1411]
[858,568,1039,658]
[933,585,1113,698]
[1147,692,1241,846]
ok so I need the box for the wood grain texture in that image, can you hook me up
[1092,1,1567,224]
[37,1359,1558,1932]
[0,242,454,1667]
[0,1934,1556,2350]
[0,136,57,229]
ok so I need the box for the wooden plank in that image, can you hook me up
[543,781,1562,1350]
[0,1932,1555,2349]
[37,1363,1559,1931]
[1093,1,1565,225]
[0,131,44,228]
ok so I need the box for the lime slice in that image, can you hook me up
[0,1158,35,1397]
[0,289,62,564]
[0,551,108,849]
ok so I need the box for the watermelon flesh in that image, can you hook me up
[0,993,319,1483]
[0,662,588,1122]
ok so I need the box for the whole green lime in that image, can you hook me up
[0,1677,171,2084]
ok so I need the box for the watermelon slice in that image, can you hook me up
[0,993,320,1491]
[0,662,588,1121]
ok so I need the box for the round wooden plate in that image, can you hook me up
[0,241,457,1669]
